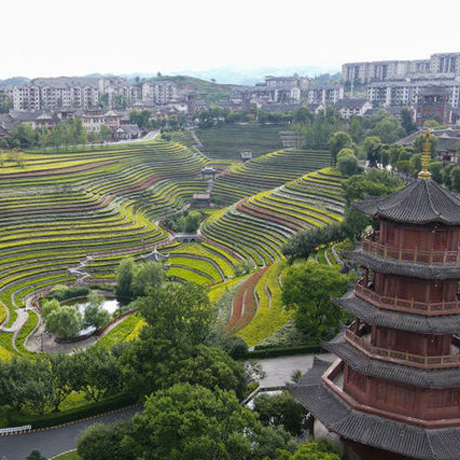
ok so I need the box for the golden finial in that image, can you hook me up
[418,131,432,180]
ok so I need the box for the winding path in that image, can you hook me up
[0,406,139,460]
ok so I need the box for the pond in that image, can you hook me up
[63,296,121,336]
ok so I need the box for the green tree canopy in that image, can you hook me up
[122,383,295,460]
[328,131,352,166]
[282,262,349,338]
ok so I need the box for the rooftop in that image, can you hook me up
[354,178,460,225]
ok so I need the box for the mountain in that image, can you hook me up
[0,77,30,87]
[167,66,340,85]
[144,75,240,104]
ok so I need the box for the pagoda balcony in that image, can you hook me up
[345,326,460,369]
[363,232,460,265]
[355,281,460,316]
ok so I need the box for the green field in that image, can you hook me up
[0,131,345,358]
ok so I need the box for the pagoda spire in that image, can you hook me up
[418,131,432,180]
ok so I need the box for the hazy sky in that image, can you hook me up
[1,0,459,80]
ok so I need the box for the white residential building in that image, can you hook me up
[305,85,344,105]
[142,81,178,104]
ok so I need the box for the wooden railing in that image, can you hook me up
[362,234,460,265]
[354,282,460,316]
[345,328,460,369]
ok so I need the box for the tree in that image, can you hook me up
[135,282,213,348]
[122,383,295,460]
[272,441,341,460]
[131,261,165,297]
[234,258,254,276]
[282,262,349,338]
[451,166,460,192]
[429,161,444,184]
[83,290,111,330]
[77,421,136,460]
[253,391,306,435]
[116,257,136,298]
[48,353,78,411]
[336,147,358,176]
[362,136,382,167]
[182,210,201,233]
[45,305,82,339]
[26,450,47,460]
[73,347,122,402]
[328,131,352,166]
[400,107,416,134]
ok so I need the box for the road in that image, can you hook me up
[256,353,334,388]
[0,407,139,460]
[0,352,334,459]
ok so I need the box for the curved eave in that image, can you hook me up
[344,249,460,280]
[352,179,460,226]
[324,335,460,389]
[290,365,460,460]
[333,291,460,334]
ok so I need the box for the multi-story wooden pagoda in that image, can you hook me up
[291,135,460,460]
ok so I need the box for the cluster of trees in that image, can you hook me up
[282,262,350,340]
[0,347,120,414]
[283,169,403,261]
[115,259,166,299]
[129,109,188,131]
[195,106,295,129]
[0,94,13,113]
[162,209,203,234]
[42,291,111,339]
[0,118,90,151]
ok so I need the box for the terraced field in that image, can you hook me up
[201,168,346,266]
[212,148,331,205]
[0,129,347,357]
[196,123,285,160]
[0,139,209,356]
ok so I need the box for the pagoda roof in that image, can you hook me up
[324,335,460,389]
[290,358,460,460]
[345,249,460,279]
[353,179,460,225]
[333,291,460,334]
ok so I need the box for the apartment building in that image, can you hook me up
[366,80,460,108]
[430,53,460,74]
[265,75,310,90]
[305,84,344,105]
[141,81,178,105]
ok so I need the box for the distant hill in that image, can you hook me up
[145,75,240,104]
[0,77,30,87]
[170,66,340,85]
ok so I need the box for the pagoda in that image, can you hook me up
[290,135,460,460]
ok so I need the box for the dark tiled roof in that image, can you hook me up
[334,291,460,334]
[335,98,369,109]
[290,359,460,459]
[345,248,460,279]
[324,336,460,389]
[353,179,460,225]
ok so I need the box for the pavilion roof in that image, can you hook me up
[333,291,460,334]
[324,336,460,389]
[354,179,460,225]
[290,358,460,460]
[344,249,460,279]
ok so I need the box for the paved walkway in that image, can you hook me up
[256,353,334,388]
[0,407,139,460]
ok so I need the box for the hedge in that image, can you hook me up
[4,393,138,429]
[245,343,323,359]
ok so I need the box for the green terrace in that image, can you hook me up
[212,148,331,205]
[200,168,346,266]
[195,123,285,160]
